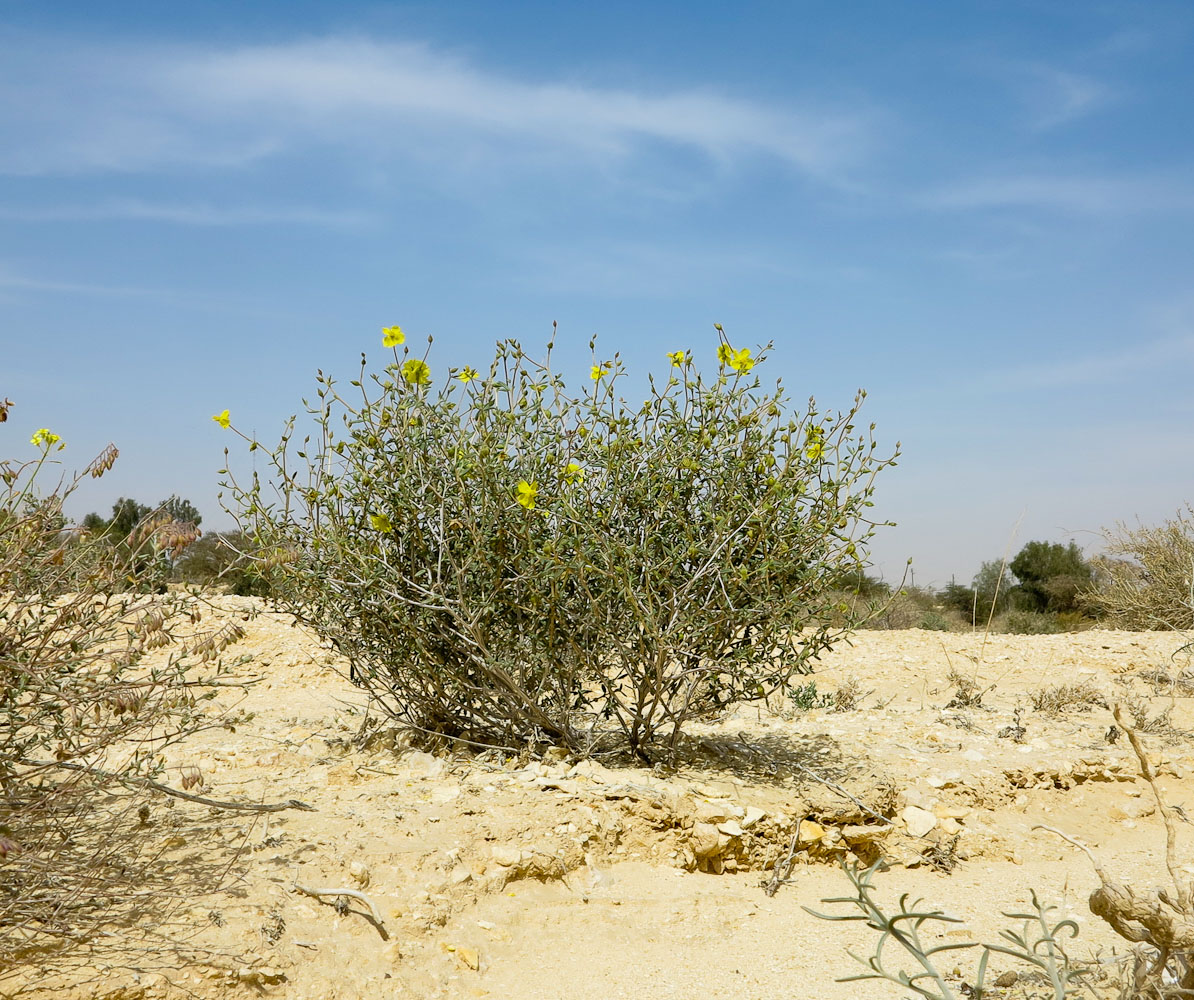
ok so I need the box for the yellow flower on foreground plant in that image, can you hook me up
[667,350,686,366]
[30,427,63,450]
[515,480,538,510]
[457,366,478,383]
[370,513,394,533]
[805,426,825,462]
[729,347,754,373]
[563,461,584,484]
[382,325,405,348]
[402,359,431,385]
[211,409,231,429]
[717,343,734,366]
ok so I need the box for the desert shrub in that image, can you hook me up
[1084,507,1194,630]
[0,424,243,974]
[917,610,953,631]
[224,329,896,758]
[1031,680,1106,715]
[174,529,273,596]
[860,586,959,630]
[998,609,1065,634]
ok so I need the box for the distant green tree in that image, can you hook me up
[158,496,201,527]
[1008,540,1092,614]
[80,511,108,535]
[106,498,154,539]
[972,560,1014,619]
[82,497,201,538]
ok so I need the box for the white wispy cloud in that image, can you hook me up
[1021,66,1110,130]
[0,199,369,227]
[922,172,1194,215]
[0,35,871,181]
[0,265,170,298]
[981,333,1194,391]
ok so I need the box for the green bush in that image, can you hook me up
[224,330,896,758]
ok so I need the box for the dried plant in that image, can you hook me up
[1032,680,1107,715]
[1085,509,1194,630]
[831,675,871,713]
[0,424,276,985]
[807,859,1089,998]
[1037,704,1194,997]
[945,666,985,709]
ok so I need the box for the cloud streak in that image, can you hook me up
[922,172,1194,215]
[981,333,1194,391]
[0,199,369,227]
[0,35,871,181]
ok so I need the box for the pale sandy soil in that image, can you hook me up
[7,599,1193,1000]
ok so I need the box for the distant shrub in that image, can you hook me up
[174,529,273,596]
[1084,507,1194,630]
[997,609,1064,634]
[917,610,954,632]
[225,331,897,758]
[860,586,961,631]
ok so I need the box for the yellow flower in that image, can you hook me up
[457,366,478,383]
[370,513,394,533]
[30,427,63,450]
[717,343,734,366]
[515,480,538,510]
[667,350,686,366]
[805,426,825,462]
[211,409,231,429]
[563,462,584,485]
[729,347,754,373]
[590,365,604,381]
[402,359,431,385]
[382,325,405,348]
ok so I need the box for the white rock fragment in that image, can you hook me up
[741,806,767,829]
[491,845,523,867]
[901,805,938,839]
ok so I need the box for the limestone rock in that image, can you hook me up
[798,819,826,844]
[690,822,721,859]
[491,845,523,867]
[901,805,937,839]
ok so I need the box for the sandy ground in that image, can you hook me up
[7,599,1194,999]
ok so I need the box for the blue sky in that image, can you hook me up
[2,1,1192,586]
